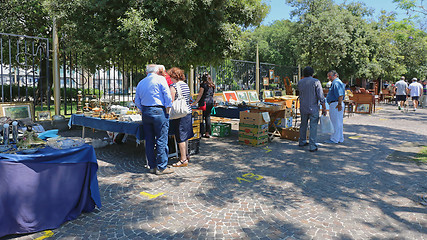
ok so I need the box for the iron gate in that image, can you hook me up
[0,33,50,114]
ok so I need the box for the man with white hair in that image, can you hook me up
[157,65,173,86]
[408,77,423,111]
[134,64,174,175]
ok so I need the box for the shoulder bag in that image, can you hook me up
[169,83,191,120]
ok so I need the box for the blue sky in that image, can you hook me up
[261,0,409,25]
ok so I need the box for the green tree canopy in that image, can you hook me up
[1,0,270,70]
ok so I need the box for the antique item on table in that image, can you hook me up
[263,77,269,86]
[263,90,273,99]
[0,102,34,121]
[3,123,10,145]
[269,69,274,79]
[247,90,260,103]
[47,137,85,149]
[37,111,51,121]
[101,112,118,120]
[0,145,11,152]
[16,130,46,152]
[12,121,18,143]
[19,148,39,154]
[236,91,249,103]
[222,91,238,103]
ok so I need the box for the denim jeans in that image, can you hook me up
[299,111,319,150]
[141,106,169,170]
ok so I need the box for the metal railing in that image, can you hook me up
[1,33,299,117]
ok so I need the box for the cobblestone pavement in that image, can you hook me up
[2,103,427,240]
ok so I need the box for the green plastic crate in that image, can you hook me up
[211,123,231,137]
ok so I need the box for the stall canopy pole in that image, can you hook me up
[189,65,194,95]
[53,17,61,116]
[256,44,260,96]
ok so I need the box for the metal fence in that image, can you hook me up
[0,33,50,114]
[1,33,299,117]
[195,59,298,98]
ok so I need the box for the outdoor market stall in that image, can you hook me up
[0,144,101,238]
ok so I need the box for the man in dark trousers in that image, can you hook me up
[297,66,327,152]
[134,64,174,175]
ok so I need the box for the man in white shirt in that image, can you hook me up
[394,76,408,110]
[408,78,423,111]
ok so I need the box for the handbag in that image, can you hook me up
[198,101,207,111]
[169,83,192,120]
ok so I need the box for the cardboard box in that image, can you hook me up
[279,127,308,141]
[238,133,268,146]
[239,123,269,136]
[239,111,270,125]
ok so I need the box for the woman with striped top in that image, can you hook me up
[168,67,194,167]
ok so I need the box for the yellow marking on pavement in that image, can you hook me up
[140,192,165,199]
[236,177,252,183]
[349,136,362,139]
[264,147,272,153]
[35,230,54,240]
[379,118,389,121]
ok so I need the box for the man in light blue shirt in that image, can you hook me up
[135,64,174,175]
[325,70,346,144]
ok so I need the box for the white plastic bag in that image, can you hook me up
[320,115,334,134]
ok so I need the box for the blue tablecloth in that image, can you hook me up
[0,144,101,238]
[68,114,144,141]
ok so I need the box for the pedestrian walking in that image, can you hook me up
[394,76,408,110]
[421,80,427,108]
[297,66,327,152]
[325,70,345,144]
[408,78,423,111]
[134,64,174,175]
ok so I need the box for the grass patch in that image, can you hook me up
[414,146,427,164]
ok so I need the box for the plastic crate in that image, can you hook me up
[211,122,231,137]
[188,138,200,155]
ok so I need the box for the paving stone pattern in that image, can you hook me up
[3,104,427,240]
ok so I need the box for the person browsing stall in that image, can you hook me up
[191,72,215,138]
[297,67,327,152]
[168,67,194,167]
[325,70,345,144]
[134,64,174,175]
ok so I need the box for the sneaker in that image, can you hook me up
[149,168,156,174]
[156,167,174,175]
[398,106,401,110]
[414,108,417,111]
[309,148,318,152]
[298,142,309,147]
[324,139,337,144]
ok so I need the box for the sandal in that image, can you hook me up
[172,159,188,167]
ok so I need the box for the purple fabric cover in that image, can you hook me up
[0,144,101,237]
